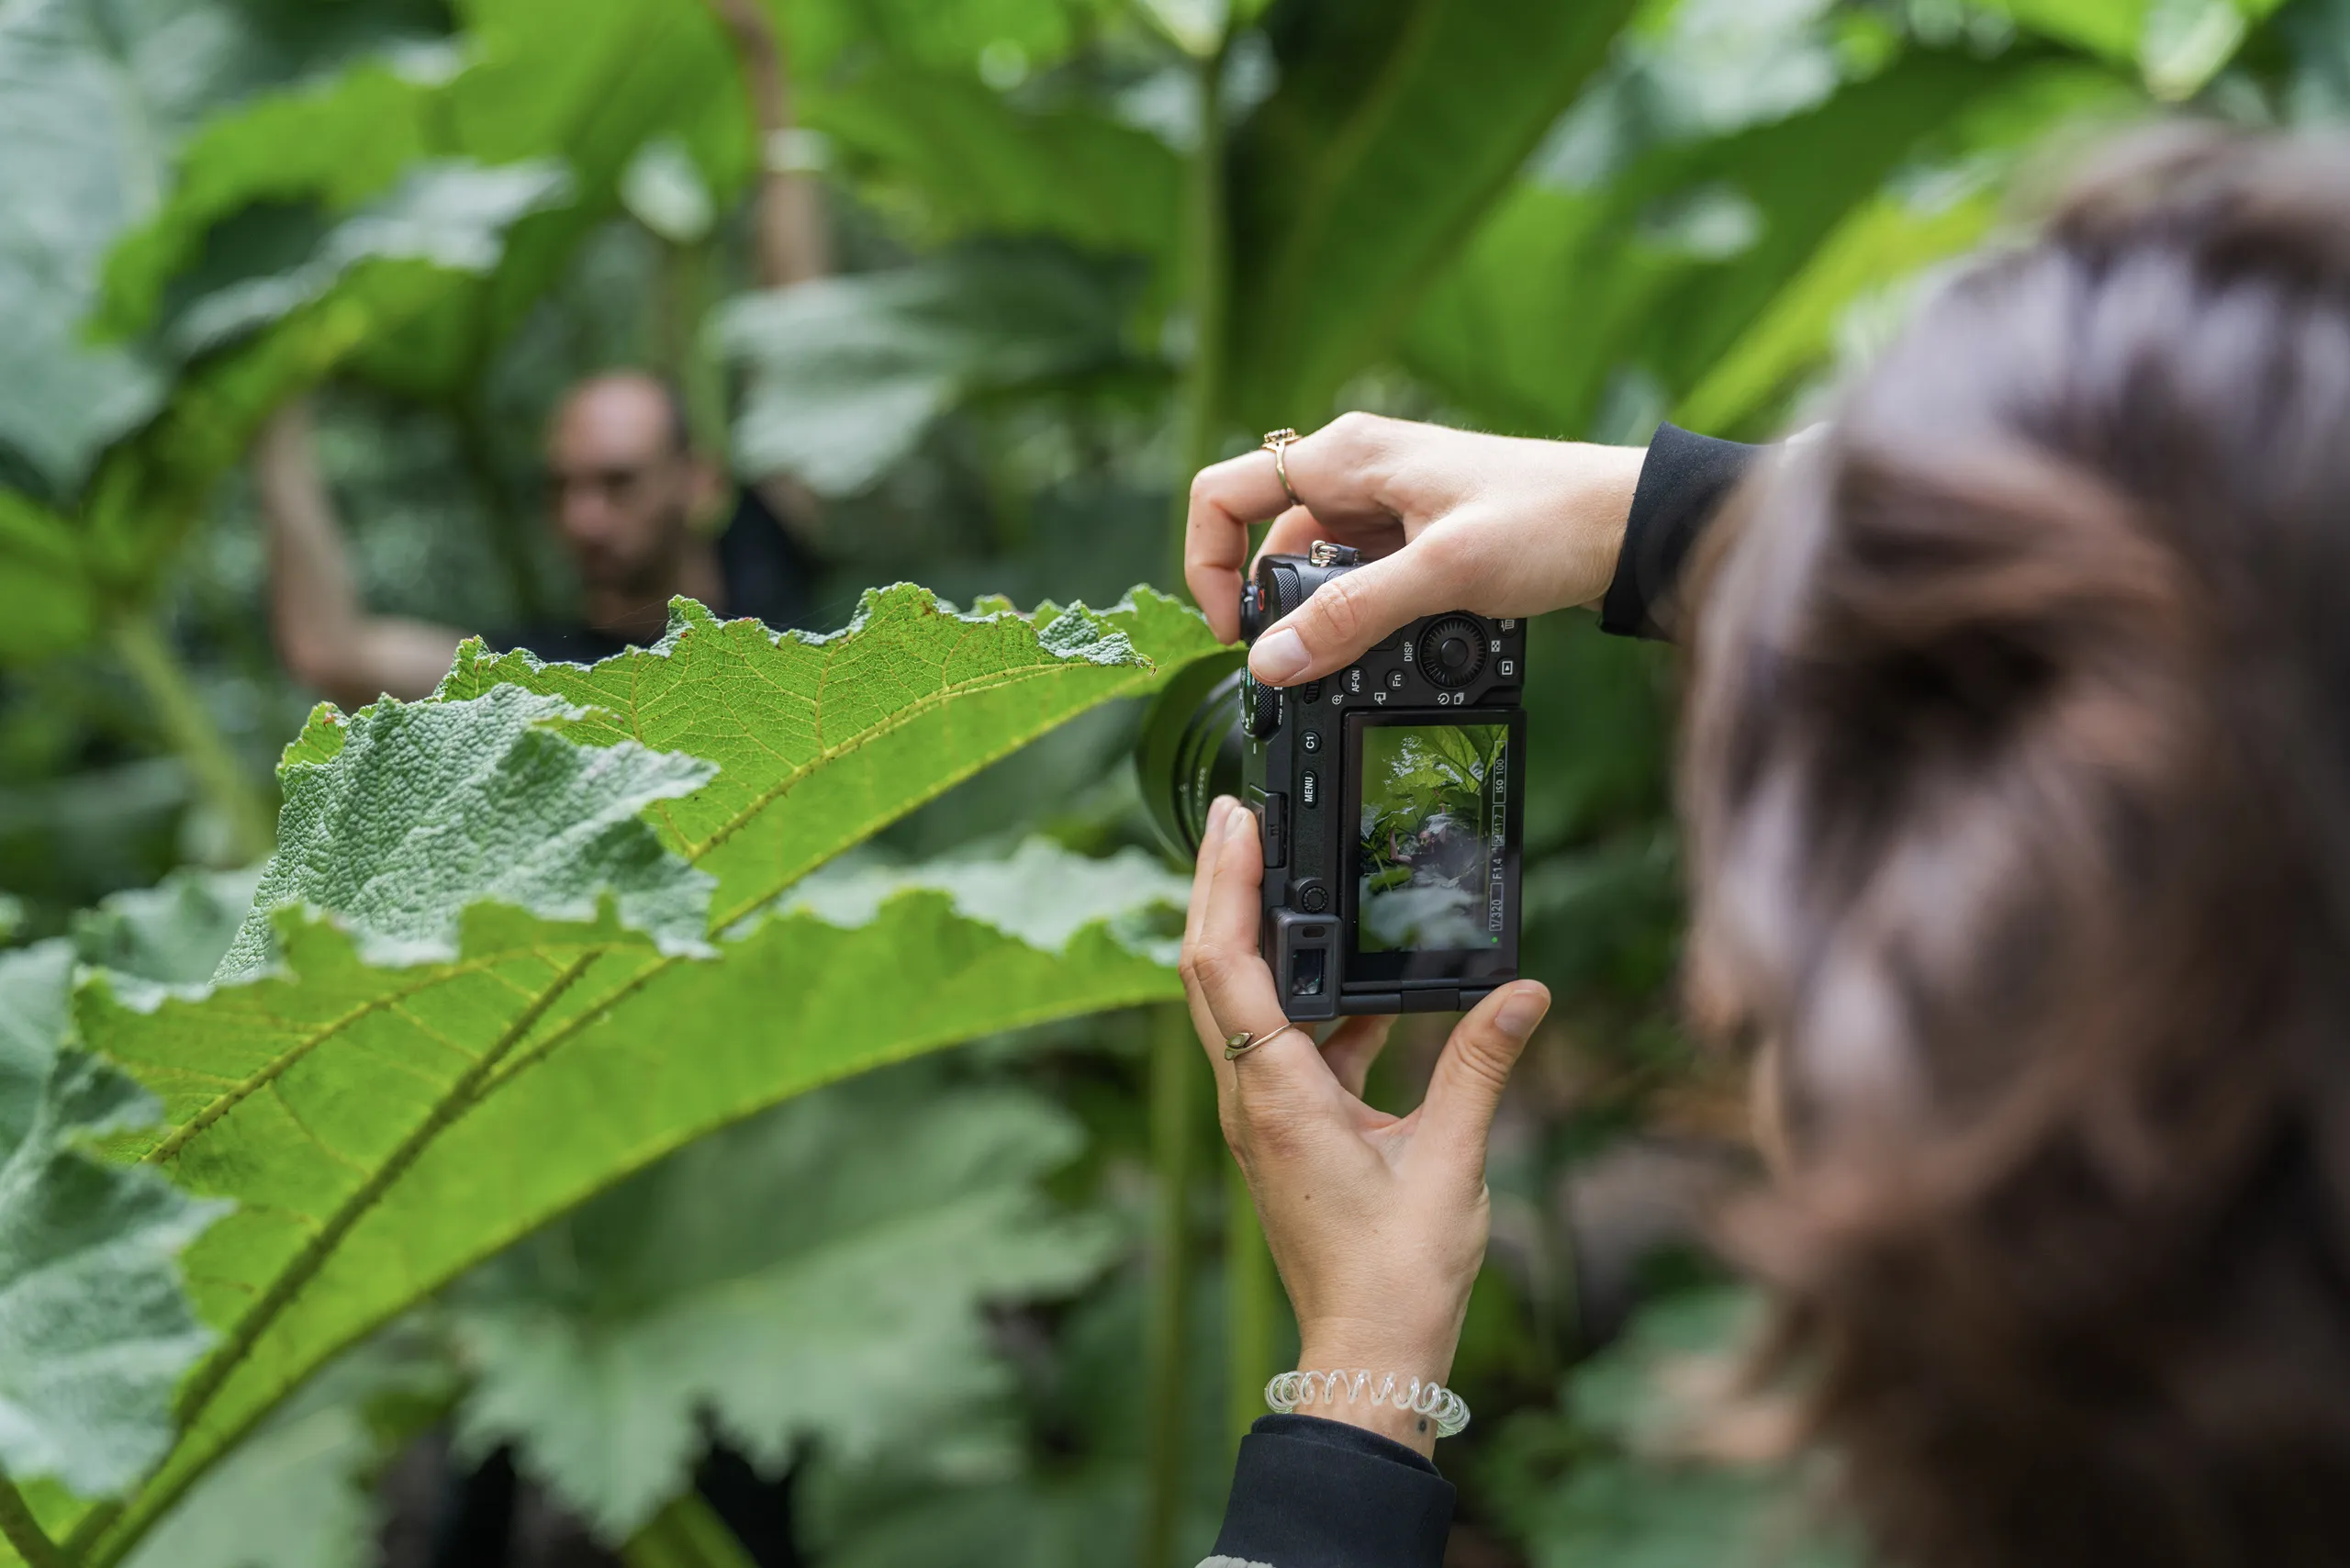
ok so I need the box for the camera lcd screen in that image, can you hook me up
[1354,722,1511,955]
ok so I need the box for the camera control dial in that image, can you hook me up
[1417,615,1489,689]
[1243,672,1281,738]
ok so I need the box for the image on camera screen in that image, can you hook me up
[1356,723,1509,953]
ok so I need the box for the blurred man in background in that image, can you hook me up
[260,0,834,713]
[254,373,822,710]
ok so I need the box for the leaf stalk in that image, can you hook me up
[1140,1003,1201,1568]
[108,611,273,867]
[1225,1162,1280,1453]
[0,1474,69,1568]
[621,1490,757,1568]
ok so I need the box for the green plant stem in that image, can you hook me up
[108,612,272,866]
[1141,42,1235,1568]
[0,1475,68,1568]
[656,237,727,458]
[1140,1003,1199,1568]
[622,1491,757,1568]
[1225,1161,1279,1454]
[1166,36,1233,592]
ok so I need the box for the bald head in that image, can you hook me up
[543,372,715,602]
[554,372,691,458]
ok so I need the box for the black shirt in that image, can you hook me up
[488,485,822,663]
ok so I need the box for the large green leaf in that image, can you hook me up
[102,0,750,404]
[715,246,1143,498]
[1220,0,1641,431]
[1403,51,2121,442]
[0,943,223,1496]
[448,1065,1125,1540]
[778,0,1123,77]
[433,585,1222,931]
[0,587,1223,1564]
[810,63,1184,266]
[352,0,750,397]
[0,158,573,662]
[0,0,431,498]
[1986,0,2281,95]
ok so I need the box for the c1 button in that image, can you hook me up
[1301,729,1323,755]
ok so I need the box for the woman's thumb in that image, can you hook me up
[1419,982,1549,1163]
[1246,553,1436,686]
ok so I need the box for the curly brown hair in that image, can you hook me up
[1684,128,2350,1568]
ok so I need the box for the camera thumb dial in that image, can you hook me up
[1417,616,1489,688]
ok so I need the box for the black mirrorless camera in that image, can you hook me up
[1139,543,1526,1022]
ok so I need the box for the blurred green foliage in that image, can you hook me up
[1,0,2344,1565]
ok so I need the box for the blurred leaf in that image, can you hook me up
[818,1470,1156,1568]
[119,1398,375,1568]
[106,0,752,402]
[450,1070,1120,1540]
[119,1324,460,1568]
[71,865,263,989]
[0,157,570,663]
[777,0,1121,81]
[1404,50,2118,441]
[1132,0,1249,58]
[812,65,1184,263]
[1483,1287,1855,1568]
[95,44,464,341]
[1987,0,2281,95]
[621,136,720,246]
[356,0,750,396]
[159,161,577,360]
[0,493,96,660]
[0,0,425,497]
[1523,1460,1845,1568]
[0,941,224,1495]
[1221,0,1641,430]
[717,248,1140,498]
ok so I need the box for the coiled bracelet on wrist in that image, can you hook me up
[1264,1369,1471,1438]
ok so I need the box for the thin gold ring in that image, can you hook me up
[1225,1022,1305,1060]
[1261,428,1303,509]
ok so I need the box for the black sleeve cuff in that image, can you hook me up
[1207,1415,1454,1568]
[1598,423,1766,642]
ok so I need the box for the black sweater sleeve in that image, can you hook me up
[1201,1416,1455,1568]
[1598,423,1767,642]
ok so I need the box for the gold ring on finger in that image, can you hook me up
[1260,428,1303,508]
[1225,1022,1305,1060]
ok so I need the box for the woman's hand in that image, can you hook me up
[1184,412,1646,687]
[1179,796,1550,1457]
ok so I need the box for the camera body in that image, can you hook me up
[1237,545,1526,1021]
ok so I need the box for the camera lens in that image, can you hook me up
[1136,651,1247,860]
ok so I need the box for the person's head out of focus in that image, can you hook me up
[1688,127,2350,1567]
[543,371,722,599]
